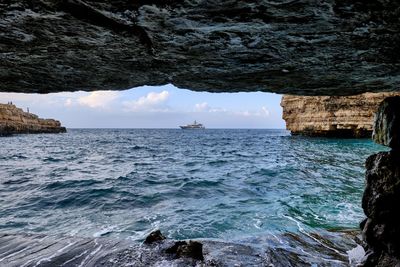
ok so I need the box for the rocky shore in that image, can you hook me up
[0,229,361,267]
[361,97,400,266]
[0,103,66,136]
[281,92,400,138]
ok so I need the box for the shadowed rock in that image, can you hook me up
[0,230,360,266]
[361,97,400,266]
[166,240,204,261]
[1,0,400,95]
[144,230,166,244]
[372,96,400,149]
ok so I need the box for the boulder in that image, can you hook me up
[166,240,204,261]
[144,230,166,244]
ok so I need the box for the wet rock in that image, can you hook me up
[0,231,358,266]
[144,230,166,244]
[372,96,400,149]
[166,240,204,261]
[361,151,400,266]
[361,97,400,266]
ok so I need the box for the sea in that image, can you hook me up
[0,129,388,266]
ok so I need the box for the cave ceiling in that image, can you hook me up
[1,0,399,95]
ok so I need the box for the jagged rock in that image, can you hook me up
[0,231,359,266]
[361,98,400,266]
[166,240,204,261]
[372,96,400,149]
[1,0,400,95]
[0,103,66,135]
[281,92,400,137]
[144,230,166,244]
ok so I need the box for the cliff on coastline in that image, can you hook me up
[281,92,400,138]
[0,103,66,136]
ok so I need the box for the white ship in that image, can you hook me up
[179,121,205,129]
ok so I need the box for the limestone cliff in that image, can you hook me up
[0,103,66,135]
[281,92,400,137]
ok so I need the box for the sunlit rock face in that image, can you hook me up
[0,103,66,135]
[281,92,400,137]
[1,0,400,95]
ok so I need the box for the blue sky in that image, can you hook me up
[0,84,285,128]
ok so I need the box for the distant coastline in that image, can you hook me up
[0,103,66,136]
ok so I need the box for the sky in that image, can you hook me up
[0,84,285,129]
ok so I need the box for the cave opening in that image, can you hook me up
[1,0,400,265]
[0,86,393,266]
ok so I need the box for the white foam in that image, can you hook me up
[34,241,77,266]
[0,246,30,262]
[283,215,347,258]
[78,242,103,267]
[93,225,117,237]
[347,245,365,266]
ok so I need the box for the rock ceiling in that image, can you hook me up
[1,0,399,95]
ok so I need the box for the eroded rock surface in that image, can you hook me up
[372,96,400,148]
[0,103,66,135]
[281,92,400,137]
[361,97,400,266]
[1,0,400,95]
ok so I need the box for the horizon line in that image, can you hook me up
[64,127,287,130]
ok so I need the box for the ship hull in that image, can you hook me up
[180,126,205,129]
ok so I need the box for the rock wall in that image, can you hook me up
[361,97,400,266]
[0,103,66,135]
[1,1,399,95]
[281,92,400,138]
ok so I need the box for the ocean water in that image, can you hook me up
[0,129,387,263]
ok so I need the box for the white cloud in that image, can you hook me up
[0,92,85,107]
[232,107,270,117]
[194,102,228,113]
[123,91,170,112]
[261,106,270,116]
[78,91,119,109]
[235,110,251,117]
[193,102,269,118]
[0,93,38,102]
[64,98,73,107]
[194,102,210,112]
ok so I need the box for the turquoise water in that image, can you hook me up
[0,129,385,243]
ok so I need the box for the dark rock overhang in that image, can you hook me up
[1,0,400,95]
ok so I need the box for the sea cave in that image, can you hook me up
[1,1,400,266]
